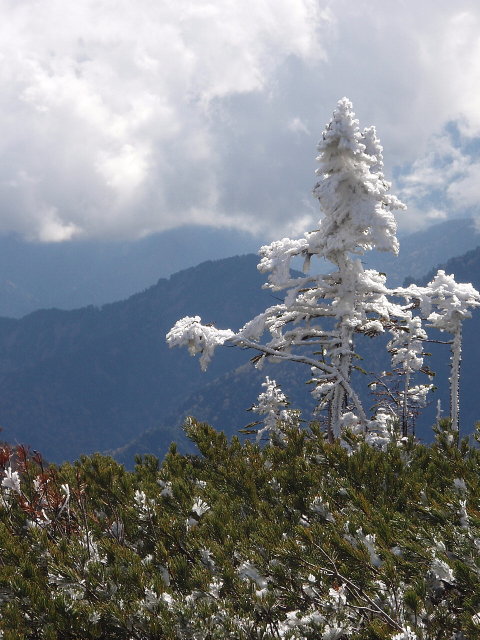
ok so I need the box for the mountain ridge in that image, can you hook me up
[0,226,262,317]
[0,254,275,461]
[0,217,478,317]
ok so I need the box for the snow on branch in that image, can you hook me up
[257,237,308,289]
[398,270,480,331]
[424,270,480,332]
[166,316,234,371]
[389,315,427,373]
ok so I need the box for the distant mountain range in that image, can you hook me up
[365,217,480,285]
[0,226,262,317]
[0,218,478,317]
[0,219,479,466]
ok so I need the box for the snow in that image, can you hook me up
[2,467,21,494]
[391,628,418,640]
[453,478,467,493]
[238,561,268,589]
[344,527,382,568]
[258,237,308,289]
[424,270,480,332]
[389,316,427,373]
[430,555,455,584]
[191,498,210,517]
[251,376,294,442]
[166,315,234,371]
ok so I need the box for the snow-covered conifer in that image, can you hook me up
[306,99,405,434]
[249,376,296,443]
[426,271,480,431]
[310,98,404,260]
[167,98,407,440]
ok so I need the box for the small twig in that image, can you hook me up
[312,542,403,632]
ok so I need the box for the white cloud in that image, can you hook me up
[396,124,480,232]
[95,144,150,197]
[288,117,310,136]
[0,0,479,241]
[35,206,80,243]
[447,163,480,208]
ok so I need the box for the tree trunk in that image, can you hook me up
[450,325,462,432]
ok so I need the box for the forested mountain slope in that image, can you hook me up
[0,255,274,461]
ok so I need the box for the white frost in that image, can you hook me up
[251,377,294,442]
[2,467,21,494]
[166,316,234,371]
[430,555,455,584]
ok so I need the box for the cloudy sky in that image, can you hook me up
[1,0,480,243]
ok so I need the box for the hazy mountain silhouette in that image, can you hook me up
[0,226,262,317]
[0,218,478,317]
[366,218,480,285]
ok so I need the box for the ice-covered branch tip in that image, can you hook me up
[424,270,480,332]
[166,316,234,371]
[400,270,480,331]
[257,237,308,290]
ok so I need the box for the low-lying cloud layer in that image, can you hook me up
[0,0,480,242]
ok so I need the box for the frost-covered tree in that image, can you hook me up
[253,99,408,437]
[380,314,433,437]
[245,376,299,444]
[168,98,407,440]
[167,98,479,440]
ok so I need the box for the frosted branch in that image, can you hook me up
[166,316,234,371]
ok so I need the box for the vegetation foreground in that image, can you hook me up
[0,420,480,638]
